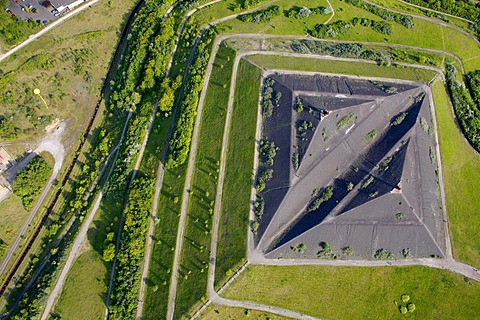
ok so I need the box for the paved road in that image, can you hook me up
[0,0,100,63]
[0,125,65,277]
[40,111,132,320]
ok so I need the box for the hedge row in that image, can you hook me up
[166,28,216,168]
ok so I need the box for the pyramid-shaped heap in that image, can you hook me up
[253,73,446,260]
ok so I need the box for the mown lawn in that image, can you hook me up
[222,265,480,320]
[431,81,480,268]
[198,304,293,320]
[214,60,262,289]
[173,44,236,318]
[246,54,436,82]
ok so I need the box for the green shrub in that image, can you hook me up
[337,113,357,129]
[365,129,378,141]
[391,112,408,125]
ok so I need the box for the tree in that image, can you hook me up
[103,243,116,262]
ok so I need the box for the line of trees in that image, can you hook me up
[108,177,155,319]
[238,5,282,23]
[308,18,394,38]
[403,0,479,21]
[446,64,480,151]
[167,28,216,168]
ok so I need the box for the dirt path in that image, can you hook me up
[40,111,132,320]
[0,126,65,277]
[0,0,101,63]
[207,47,244,301]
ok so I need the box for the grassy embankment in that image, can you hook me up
[222,265,480,319]
[431,81,480,268]
[219,0,480,71]
[173,44,236,318]
[246,53,436,82]
[214,60,261,289]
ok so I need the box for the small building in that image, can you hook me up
[0,147,15,172]
[50,0,85,12]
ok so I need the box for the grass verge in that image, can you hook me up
[173,43,236,318]
[246,53,436,82]
[222,265,480,319]
[197,304,292,319]
[431,80,480,268]
[214,59,262,289]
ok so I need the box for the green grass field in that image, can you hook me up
[0,195,28,260]
[214,59,262,289]
[222,265,480,320]
[54,250,107,320]
[198,304,292,319]
[218,0,480,72]
[173,44,236,319]
[246,54,436,82]
[431,81,480,268]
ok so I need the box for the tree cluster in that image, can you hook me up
[238,5,282,23]
[291,40,392,66]
[403,0,479,21]
[346,0,415,28]
[109,177,155,319]
[13,155,52,210]
[307,186,334,212]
